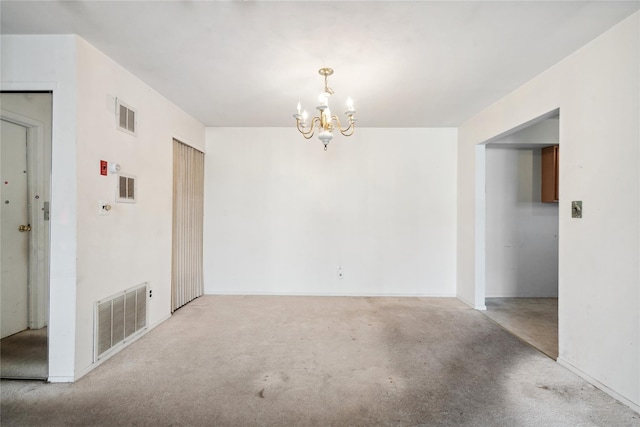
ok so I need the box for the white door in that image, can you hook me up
[1,119,30,338]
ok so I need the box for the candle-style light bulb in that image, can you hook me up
[302,110,308,122]
[296,101,302,115]
[346,97,354,112]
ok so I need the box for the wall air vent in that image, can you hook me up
[116,174,136,203]
[94,283,148,362]
[116,98,137,135]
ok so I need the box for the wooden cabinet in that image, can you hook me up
[541,145,559,203]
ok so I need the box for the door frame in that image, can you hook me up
[474,108,560,309]
[1,107,50,329]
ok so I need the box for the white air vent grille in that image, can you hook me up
[116,174,136,203]
[116,98,137,135]
[95,283,148,361]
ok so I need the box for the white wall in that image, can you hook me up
[1,35,78,382]
[74,38,205,377]
[1,35,205,381]
[486,119,559,297]
[458,12,639,410]
[485,148,559,297]
[204,127,457,296]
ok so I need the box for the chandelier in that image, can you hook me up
[293,68,357,150]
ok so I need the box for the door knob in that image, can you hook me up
[18,224,31,232]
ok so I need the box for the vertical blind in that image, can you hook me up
[172,139,205,312]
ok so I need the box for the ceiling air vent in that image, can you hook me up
[116,98,137,135]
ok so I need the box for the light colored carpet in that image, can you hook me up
[0,327,48,379]
[484,298,558,359]
[1,296,638,426]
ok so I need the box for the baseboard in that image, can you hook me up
[557,356,640,414]
[47,375,75,383]
[204,290,457,298]
[148,313,172,330]
[71,312,172,382]
[485,293,559,298]
[456,294,486,310]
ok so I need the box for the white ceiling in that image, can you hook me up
[1,1,638,127]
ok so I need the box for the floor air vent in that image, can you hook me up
[94,283,148,362]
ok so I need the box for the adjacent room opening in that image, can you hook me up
[0,92,52,379]
[479,112,560,359]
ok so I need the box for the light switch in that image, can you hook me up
[572,201,582,218]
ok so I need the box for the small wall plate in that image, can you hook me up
[572,201,582,218]
[98,200,111,216]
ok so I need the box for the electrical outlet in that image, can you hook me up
[149,288,153,298]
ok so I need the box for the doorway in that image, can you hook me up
[477,112,559,359]
[0,92,52,379]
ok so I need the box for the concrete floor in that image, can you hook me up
[483,298,558,359]
[2,296,638,426]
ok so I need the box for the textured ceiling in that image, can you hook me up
[1,1,638,127]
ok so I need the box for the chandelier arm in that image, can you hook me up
[296,120,312,136]
[297,117,319,139]
[331,115,355,136]
[340,125,356,137]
